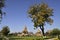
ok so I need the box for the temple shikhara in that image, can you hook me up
[9,25,43,37]
[0,26,43,36]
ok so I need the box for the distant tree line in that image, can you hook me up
[0,25,60,38]
[45,28,60,36]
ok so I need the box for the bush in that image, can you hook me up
[50,28,60,36]
[1,26,10,36]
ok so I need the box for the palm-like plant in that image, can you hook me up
[28,3,53,36]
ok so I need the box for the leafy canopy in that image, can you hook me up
[28,3,53,28]
[1,26,10,36]
[0,0,6,23]
[50,28,60,36]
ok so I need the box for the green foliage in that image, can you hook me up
[28,3,53,35]
[0,0,5,8]
[49,28,60,36]
[1,26,10,36]
[0,0,6,23]
[28,3,53,27]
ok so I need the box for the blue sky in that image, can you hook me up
[0,0,60,33]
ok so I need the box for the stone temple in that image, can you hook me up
[35,29,43,36]
[9,25,43,37]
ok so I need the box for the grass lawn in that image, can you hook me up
[0,36,60,40]
[8,36,44,40]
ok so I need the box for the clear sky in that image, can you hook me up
[0,0,60,33]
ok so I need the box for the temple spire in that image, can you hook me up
[22,25,28,34]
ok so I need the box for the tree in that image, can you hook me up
[0,0,6,23]
[50,28,60,36]
[28,3,53,36]
[1,26,10,36]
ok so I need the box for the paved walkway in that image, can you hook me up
[47,39,53,40]
[46,38,59,40]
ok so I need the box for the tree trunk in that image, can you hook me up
[40,25,45,36]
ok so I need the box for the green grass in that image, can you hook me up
[1,36,60,40]
[8,36,44,40]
